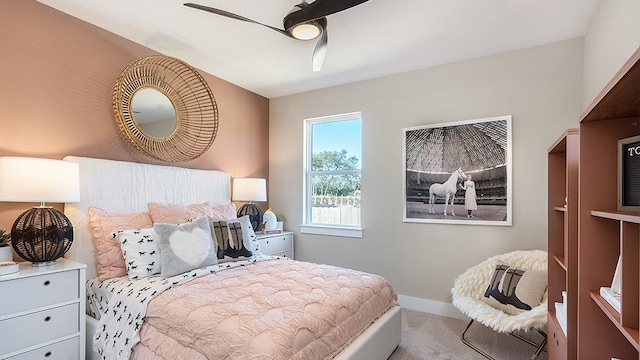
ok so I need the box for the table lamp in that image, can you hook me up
[0,157,80,266]
[232,178,266,231]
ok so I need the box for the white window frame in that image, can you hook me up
[301,112,363,238]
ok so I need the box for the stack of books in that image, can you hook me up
[264,229,282,234]
[600,286,621,313]
[555,301,567,335]
[553,290,568,335]
[0,261,18,275]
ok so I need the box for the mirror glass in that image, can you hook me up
[131,88,177,138]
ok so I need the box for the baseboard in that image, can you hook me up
[397,294,469,321]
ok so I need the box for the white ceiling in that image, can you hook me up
[37,0,603,99]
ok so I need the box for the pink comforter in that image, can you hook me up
[131,258,398,359]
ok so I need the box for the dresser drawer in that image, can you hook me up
[0,303,79,356]
[259,234,292,255]
[7,336,79,360]
[0,270,79,316]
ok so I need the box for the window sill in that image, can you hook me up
[299,224,363,238]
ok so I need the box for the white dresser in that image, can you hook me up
[0,259,86,360]
[256,231,294,259]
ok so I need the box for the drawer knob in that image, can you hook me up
[44,280,51,286]
[45,351,52,357]
[44,316,51,322]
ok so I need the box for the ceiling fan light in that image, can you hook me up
[291,23,321,40]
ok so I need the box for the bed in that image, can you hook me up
[62,156,401,360]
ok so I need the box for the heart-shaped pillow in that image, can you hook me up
[155,216,217,277]
[168,227,211,265]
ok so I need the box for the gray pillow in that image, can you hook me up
[154,216,217,278]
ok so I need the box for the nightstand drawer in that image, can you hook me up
[259,234,292,255]
[7,336,80,360]
[0,303,80,356]
[0,270,79,317]
[272,250,293,259]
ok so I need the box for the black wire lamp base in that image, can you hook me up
[237,203,263,232]
[11,206,74,266]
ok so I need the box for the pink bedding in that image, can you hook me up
[131,258,398,359]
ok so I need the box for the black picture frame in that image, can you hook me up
[402,115,512,226]
[618,134,640,211]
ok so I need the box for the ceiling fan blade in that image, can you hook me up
[312,19,328,72]
[285,0,369,30]
[184,3,291,37]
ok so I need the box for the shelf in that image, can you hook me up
[591,292,640,352]
[581,47,640,122]
[548,127,579,359]
[549,128,580,153]
[553,255,567,272]
[591,210,640,224]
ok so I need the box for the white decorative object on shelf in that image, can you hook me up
[611,255,622,295]
[262,209,278,231]
[555,302,567,336]
[600,286,621,313]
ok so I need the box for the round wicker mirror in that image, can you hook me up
[113,55,218,162]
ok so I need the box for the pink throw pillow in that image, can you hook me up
[147,202,237,224]
[88,207,154,281]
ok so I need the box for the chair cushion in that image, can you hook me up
[481,264,547,315]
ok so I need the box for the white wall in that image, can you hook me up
[583,0,640,108]
[269,38,583,309]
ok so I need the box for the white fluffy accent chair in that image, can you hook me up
[451,250,548,360]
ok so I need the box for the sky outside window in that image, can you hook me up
[312,119,362,166]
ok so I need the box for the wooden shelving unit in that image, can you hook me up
[547,128,579,360]
[549,46,640,359]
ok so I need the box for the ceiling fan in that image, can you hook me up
[183,0,370,71]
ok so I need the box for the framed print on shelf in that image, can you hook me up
[402,115,512,226]
[618,134,640,211]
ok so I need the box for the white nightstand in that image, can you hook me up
[0,259,86,360]
[256,231,294,259]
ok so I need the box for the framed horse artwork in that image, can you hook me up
[402,115,512,226]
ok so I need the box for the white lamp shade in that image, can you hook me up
[0,157,80,203]
[232,178,266,202]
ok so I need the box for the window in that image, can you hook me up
[302,112,362,238]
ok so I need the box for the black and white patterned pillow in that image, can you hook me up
[111,228,161,280]
[211,215,258,262]
[481,264,547,315]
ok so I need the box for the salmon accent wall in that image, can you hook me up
[0,1,269,234]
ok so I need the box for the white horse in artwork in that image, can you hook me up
[429,168,467,217]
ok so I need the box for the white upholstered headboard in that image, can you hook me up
[62,156,231,280]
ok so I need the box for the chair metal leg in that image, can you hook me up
[530,330,548,360]
[461,319,495,360]
[461,319,547,360]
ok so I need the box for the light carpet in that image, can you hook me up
[388,308,548,360]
